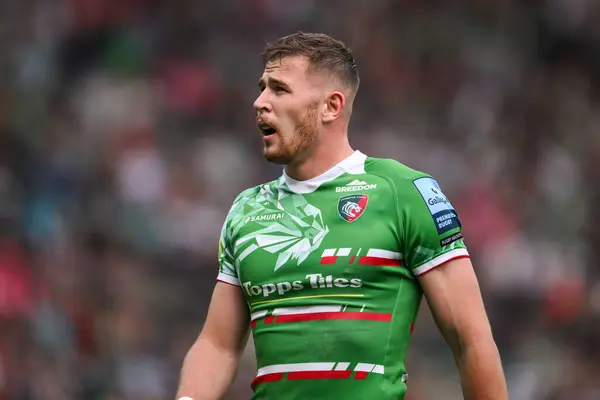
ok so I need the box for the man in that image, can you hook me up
[176,32,507,400]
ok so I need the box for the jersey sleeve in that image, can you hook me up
[399,175,470,277]
[216,215,240,286]
[215,186,261,286]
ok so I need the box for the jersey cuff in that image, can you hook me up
[413,248,470,277]
[217,272,241,286]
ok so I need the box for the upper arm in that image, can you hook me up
[199,203,250,353]
[398,175,489,346]
[200,281,250,354]
[418,258,492,350]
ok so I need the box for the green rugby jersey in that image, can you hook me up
[217,151,469,399]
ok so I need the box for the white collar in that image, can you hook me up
[279,150,367,194]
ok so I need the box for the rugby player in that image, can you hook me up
[176,32,507,400]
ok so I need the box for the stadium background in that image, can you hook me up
[0,0,599,399]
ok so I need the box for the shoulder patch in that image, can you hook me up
[413,177,461,235]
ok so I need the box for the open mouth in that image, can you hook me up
[258,121,277,136]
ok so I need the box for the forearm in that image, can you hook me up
[176,337,241,400]
[454,339,507,400]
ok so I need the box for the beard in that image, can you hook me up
[263,105,319,165]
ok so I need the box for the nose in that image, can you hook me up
[253,91,272,114]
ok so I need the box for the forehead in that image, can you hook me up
[260,55,314,84]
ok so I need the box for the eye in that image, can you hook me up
[275,86,287,93]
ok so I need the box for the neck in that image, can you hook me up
[284,137,354,181]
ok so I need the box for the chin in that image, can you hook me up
[263,146,293,165]
[263,151,290,165]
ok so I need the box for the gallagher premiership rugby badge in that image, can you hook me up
[413,177,461,235]
[338,194,368,223]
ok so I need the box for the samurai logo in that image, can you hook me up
[338,194,369,223]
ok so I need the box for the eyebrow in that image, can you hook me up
[258,77,292,89]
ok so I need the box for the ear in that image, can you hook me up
[322,91,345,123]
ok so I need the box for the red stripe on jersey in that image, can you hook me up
[410,323,415,334]
[348,256,356,264]
[251,373,284,387]
[251,320,257,329]
[415,255,471,277]
[287,370,353,380]
[275,312,392,323]
[264,316,275,324]
[320,256,338,264]
[216,279,240,287]
[358,256,403,266]
[354,371,369,380]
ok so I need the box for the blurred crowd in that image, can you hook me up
[1,0,599,399]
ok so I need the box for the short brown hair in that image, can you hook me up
[262,32,360,96]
